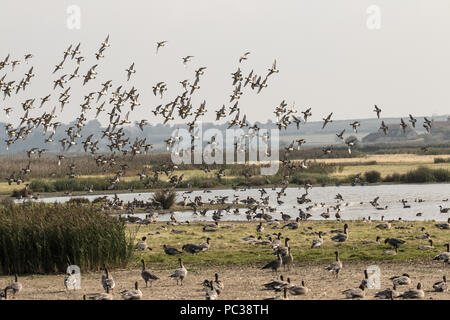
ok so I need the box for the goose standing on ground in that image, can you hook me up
[435,218,450,230]
[199,238,211,251]
[362,236,381,245]
[256,222,264,233]
[135,236,150,251]
[263,275,286,290]
[400,283,425,299]
[182,243,204,254]
[433,243,450,265]
[375,285,399,299]
[5,274,22,297]
[311,232,323,248]
[415,232,430,240]
[270,278,291,291]
[325,251,343,279]
[204,280,218,300]
[141,259,159,287]
[170,258,188,285]
[120,282,142,300]
[275,237,290,256]
[390,273,411,286]
[101,265,115,292]
[360,269,370,288]
[287,280,309,296]
[433,276,448,292]
[163,244,182,255]
[385,238,406,248]
[262,253,283,274]
[343,284,366,299]
[212,273,224,295]
[270,233,283,249]
[84,287,113,300]
[281,212,291,221]
[283,217,300,230]
[282,247,294,271]
[331,224,348,242]
[375,216,391,230]
[418,239,434,250]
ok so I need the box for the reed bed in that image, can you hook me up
[0,202,133,275]
[152,189,177,209]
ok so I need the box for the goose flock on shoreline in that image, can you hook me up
[1,35,449,301]
[1,218,449,300]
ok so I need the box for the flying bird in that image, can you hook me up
[373,105,381,118]
[125,63,136,81]
[156,41,168,53]
[182,56,194,66]
[239,51,250,63]
[322,112,333,129]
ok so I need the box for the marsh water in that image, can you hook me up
[30,183,450,222]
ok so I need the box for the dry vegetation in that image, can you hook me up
[1,153,450,196]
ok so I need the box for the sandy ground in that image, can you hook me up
[1,260,449,300]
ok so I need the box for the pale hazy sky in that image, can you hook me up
[1,0,449,127]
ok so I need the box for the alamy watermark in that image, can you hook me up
[67,5,81,30]
[65,265,81,290]
[366,5,381,30]
[366,264,381,289]
[170,124,280,175]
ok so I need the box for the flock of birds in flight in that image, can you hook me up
[0,35,438,189]
[0,36,448,300]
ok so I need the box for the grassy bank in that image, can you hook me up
[0,152,448,193]
[0,153,448,197]
[0,200,448,276]
[19,165,449,195]
[127,220,450,268]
